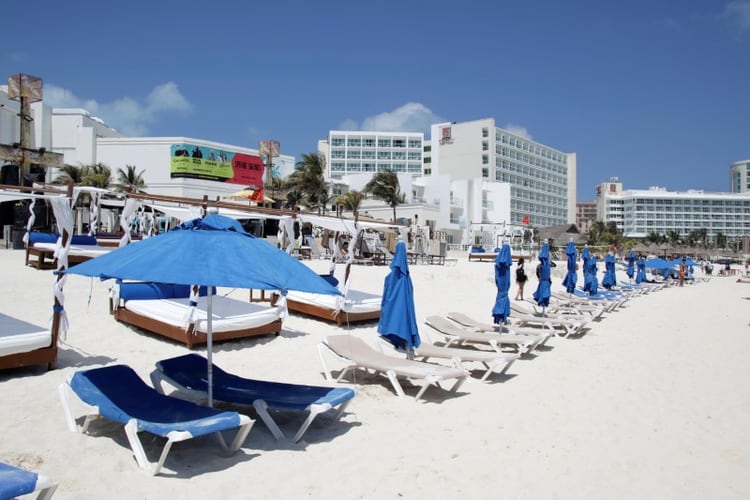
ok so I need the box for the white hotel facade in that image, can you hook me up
[596,178,750,241]
[319,119,576,244]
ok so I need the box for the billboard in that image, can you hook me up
[170,143,264,186]
[7,74,43,102]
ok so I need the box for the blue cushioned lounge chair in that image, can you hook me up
[59,364,254,475]
[151,354,355,443]
[0,462,57,500]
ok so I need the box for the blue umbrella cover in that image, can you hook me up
[562,240,578,294]
[532,241,551,307]
[491,243,512,324]
[602,252,617,290]
[378,241,421,352]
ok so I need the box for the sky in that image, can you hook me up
[2,1,749,201]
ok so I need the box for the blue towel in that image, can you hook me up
[0,462,38,500]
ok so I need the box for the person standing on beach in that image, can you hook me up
[679,257,686,287]
[515,258,528,300]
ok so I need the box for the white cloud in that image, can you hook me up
[339,102,443,134]
[724,1,750,32]
[504,123,533,140]
[44,82,193,136]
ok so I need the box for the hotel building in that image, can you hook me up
[596,178,750,241]
[730,159,750,193]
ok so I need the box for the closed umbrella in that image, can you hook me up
[378,241,420,353]
[602,252,617,290]
[532,241,551,309]
[63,214,341,404]
[491,243,512,325]
[582,248,599,296]
[636,256,647,284]
[627,250,636,282]
[561,240,578,294]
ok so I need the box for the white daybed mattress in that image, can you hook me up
[285,289,381,314]
[123,295,281,333]
[0,313,51,357]
[34,242,112,259]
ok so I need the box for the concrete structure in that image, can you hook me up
[319,131,424,179]
[429,118,576,228]
[576,200,597,234]
[730,159,750,193]
[596,178,750,241]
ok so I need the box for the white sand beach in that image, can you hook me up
[1,247,749,499]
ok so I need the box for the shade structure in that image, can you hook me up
[644,257,672,270]
[561,240,578,294]
[64,214,341,404]
[582,246,599,296]
[636,256,647,284]
[627,250,636,280]
[491,243,512,324]
[602,252,617,290]
[377,241,420,352]
[532,241,551,308]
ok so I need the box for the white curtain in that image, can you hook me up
[119,198,140,247]
[22,198,36,246]
[49,196,74,338]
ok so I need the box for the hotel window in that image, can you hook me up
[408,139,421,148]
[331,137,345,146]
[377,139,391,147]
[482,127,488,137]
[482,167,489,178]
[393,139,405,147]
[347,138,361,147]
[482,141,488,151]
[482,155,488,164]
[363,138,375,147]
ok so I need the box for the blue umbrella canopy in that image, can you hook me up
[491,243,512,324]
[65,214,341,296]
[532,241,551,307]
[378,241,420,352]
[636,256,647,284]
[63,214,341,405]
[644,257,672,270]
[602,253,617,290]
[562,240,578,294]
[627,251,636,280]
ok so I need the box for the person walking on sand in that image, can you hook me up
[515,258,528,300]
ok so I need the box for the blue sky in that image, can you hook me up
[2,1,749,201]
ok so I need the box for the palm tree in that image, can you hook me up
[585,220,606,246]
[53,164,87,185]
[84,163,113,189]
[114,165,147,193]
[287,153,328,213]
[365,170,404,223]
[666,230,681,246]
[284,189,304,210]
[335,190,365,222]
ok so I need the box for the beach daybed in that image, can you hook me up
[25,233,110,270]
[151,354,356,443]
[319,335,468,401]
[112,282,282,348]
[0,312,57,372]
[273,289,381,325]
[59,364,253,476]
[0,461,58,499]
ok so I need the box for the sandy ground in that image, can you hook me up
[0,247,748,499]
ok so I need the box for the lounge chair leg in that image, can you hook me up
[124,419,165,475]
[253,400,285,440]
[292,403,333,443]
[385,370,406,398]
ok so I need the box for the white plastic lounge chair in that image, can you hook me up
[59,364,254,475]
[151,354,355,443]
[509,303,587,337]
[380,332,520,383]
[423,315,541,354]
[0,461,57,499]
[445,311,553,347]
[319,335,468,401]
[528,296,606,320]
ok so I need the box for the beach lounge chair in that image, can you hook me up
[151,354,356,443]
[423,315,542,354]
[529,296,606,320]
[318,335,468,401]
[59,364,253,476]
[380,331,521,383]
[0,461,58,499]
[445,311,553,347]
[509,303,588,337]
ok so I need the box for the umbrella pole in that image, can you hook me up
[207,292,213,407]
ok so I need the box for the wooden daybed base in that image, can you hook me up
[0,346,57,371]
[271,294,380,326]
[113,307,282,349]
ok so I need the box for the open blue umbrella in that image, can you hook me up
[491,242,512,325]
[64,213,341,404]
[636,256,647,284]
[627,251,636,282]
[532,241,551,308]
[378,241,420,353]
[602,252,617,290]
[561,240,578,294]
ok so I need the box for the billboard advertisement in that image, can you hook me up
[170,143,265,186]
